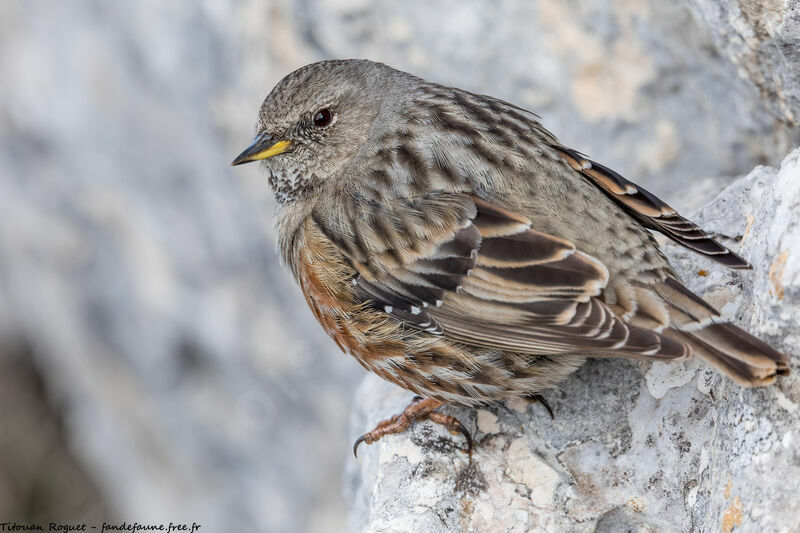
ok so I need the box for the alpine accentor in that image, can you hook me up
[232,60,790,455]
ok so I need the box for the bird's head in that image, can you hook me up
[232,59,403,204]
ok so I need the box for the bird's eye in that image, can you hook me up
[313,108,332,127]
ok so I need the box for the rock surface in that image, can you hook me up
[684,0,800,126]
[345,148,800,533]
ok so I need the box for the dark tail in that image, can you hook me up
[668,323,790,386]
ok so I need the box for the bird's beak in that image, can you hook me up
[231,132,291,166]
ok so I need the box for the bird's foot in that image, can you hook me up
[353,396,472,458]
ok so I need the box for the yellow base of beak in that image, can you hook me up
[231,137,292,166]
[249,140,291,161]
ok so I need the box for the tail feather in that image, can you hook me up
[666,323,790,387]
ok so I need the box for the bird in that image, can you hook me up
[231,59,790,456]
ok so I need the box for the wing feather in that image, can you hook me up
[326,193,688,361]
[550,144,751,269]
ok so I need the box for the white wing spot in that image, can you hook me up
[384,305,393,313]
[411,306,421,315]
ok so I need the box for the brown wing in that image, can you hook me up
[341,194,687,361]
[550,144,751,269]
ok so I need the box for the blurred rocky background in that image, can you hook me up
[0,1,797,532]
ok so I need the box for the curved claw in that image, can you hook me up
[531,394,555,420]
[353,434,367,459]
[454,418,473,454]
[428,411,473,454]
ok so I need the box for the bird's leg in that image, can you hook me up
[353,397,472,457]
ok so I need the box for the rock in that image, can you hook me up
[683,0,800,126]
[345,147,800,533]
